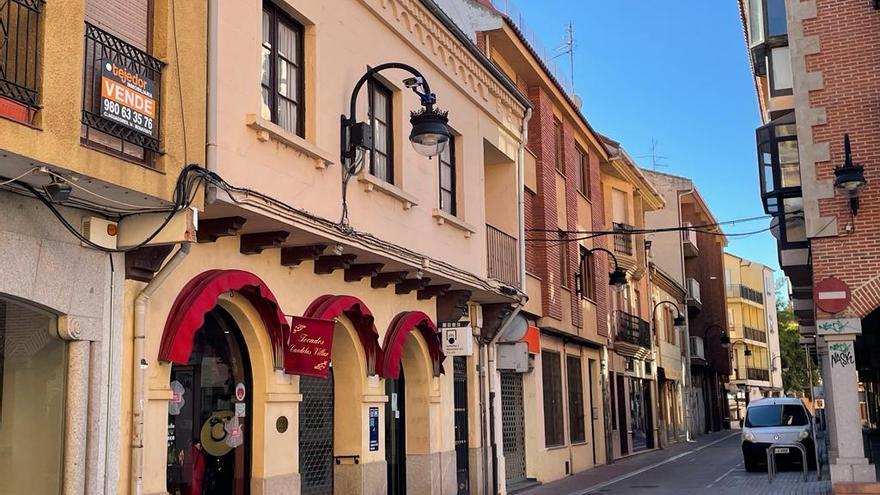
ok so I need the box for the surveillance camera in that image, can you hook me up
[403,76,423,88]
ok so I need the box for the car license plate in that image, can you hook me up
[775,448,790,454]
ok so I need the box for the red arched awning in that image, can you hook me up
[303,295,382,376]
[381,311,444,379]
[159,270,289,367]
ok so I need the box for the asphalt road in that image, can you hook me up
[528,433,831,495]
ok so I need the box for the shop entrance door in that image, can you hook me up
[299,370,334,495]
[167,307,251,495]
[453,357,470,495]
[630,378,647,452]
[500,371,526,486]
[386,367,407,495]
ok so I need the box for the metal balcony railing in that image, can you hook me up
[744,326,767,343]
[615,310,650,349]
[0,0,42,110]
[747,368,770,381]
[726,284,764,305]
[486,224,519,287]
[613,223,633,256]
[82,22,164,153]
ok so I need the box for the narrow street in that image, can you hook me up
[521,431,832,495]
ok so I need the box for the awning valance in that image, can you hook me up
[381,311,444,379]
[303,294,382,376]
[159,270,289,367]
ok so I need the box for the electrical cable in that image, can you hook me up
[170,0,188,164]
[0,167,38,186]
[47,171,173,211]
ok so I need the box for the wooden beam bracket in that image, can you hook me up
[417,284,451,300]
[344,263,385,282]
[314,254,358,274]
[371,271,409,289]
[281,244,327,267]
[395,277,431,295]
[240,231,290,255]
[197,216,247,243]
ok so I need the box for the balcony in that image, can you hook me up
[686,278,701,311]
[486,224,519,287]
[690,336,706,361]
[613,222,633,257]
[0,0,42,122]
[81,22,164,157]
[734,367,770,382]
[743,326,767,343]
[726,284,764,305]
[682,223,698,258]
[614,310,651,358]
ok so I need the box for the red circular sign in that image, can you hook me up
[814,277,851,314]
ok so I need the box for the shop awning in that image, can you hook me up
[303,294,382,376]
[380,311,444,379]
[158,269,289,367]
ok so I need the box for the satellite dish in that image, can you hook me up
[571,94,583,109]
[499,314,529,342]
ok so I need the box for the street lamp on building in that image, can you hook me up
[834,134,867,216]
[341,63,451,170]
[577,247,628,292]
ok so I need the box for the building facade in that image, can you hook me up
[599,138,666,459]
[737,0,880,483]
[120,1,533,495]
[723,253,782,420]
[0,1,205,494]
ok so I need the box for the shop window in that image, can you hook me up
[368,79,394,184]
[0,296,65,494]
[566,355,586,444]
[542,351,564,447]
[262,2,305,136]
[439,136,456,215]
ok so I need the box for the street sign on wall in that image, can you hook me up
[441,323,473,356]
[814,277,851,314]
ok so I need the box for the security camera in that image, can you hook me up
[403,76,423,88]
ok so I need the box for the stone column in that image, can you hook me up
[822,335,875,482]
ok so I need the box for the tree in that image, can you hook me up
[775,280,819,396]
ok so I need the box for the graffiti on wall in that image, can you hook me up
[829,342,855,368]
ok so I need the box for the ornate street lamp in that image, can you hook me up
[653,300,686,331]
[340,63,451,172]
[705,323,730,349]
[834,134,867,216]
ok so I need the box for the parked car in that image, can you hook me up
[741,397,817,472]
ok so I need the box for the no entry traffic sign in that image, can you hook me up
[814,277,851,314]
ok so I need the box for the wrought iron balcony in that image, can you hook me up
[747,368,770,381]
[82,22,164,154]
[0,0,42,112]
[614,310,650,350]
[612,223,633,257]
[486,224,519,287]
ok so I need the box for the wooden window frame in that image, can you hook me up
[262,2,305,137]
[542,350,565,447]
[368,78,394,184]
[439,136,456,215]
[578,246,596,300]
[559,230,570,289]
[554,117,564,174]
[576,145,590,198]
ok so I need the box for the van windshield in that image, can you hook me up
[745,404,809,427]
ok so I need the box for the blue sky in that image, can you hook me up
[511,0,780,271]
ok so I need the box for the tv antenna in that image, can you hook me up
[553,21,576,93]
[637,138,669,170]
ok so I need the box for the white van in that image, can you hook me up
[741,397,817,472]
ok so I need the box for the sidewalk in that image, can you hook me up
[518,430,738,495]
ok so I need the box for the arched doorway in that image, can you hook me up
[166,307,252,495]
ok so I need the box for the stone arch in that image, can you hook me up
[399,330,433,455]
[329,313,370,456]
[850,275,880,318]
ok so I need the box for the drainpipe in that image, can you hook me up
[205,0,219,204]
[517,107,533,295]
[678,187,695,441]
[131,243,191,495]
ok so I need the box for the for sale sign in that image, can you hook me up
[100,61,157,138]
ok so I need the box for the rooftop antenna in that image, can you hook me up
[637,138,669,170]
[554,21,576,94]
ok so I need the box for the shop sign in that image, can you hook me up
[283,316,335,378]
[817,317,861,336]
[369,407,379,451]
[100,60,157,138]
[440,322,473,356]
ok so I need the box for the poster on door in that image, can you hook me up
[283,316,335,378]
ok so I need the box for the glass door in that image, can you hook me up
[386,368,407,495]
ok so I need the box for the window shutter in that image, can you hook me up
[86,0,150,50]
